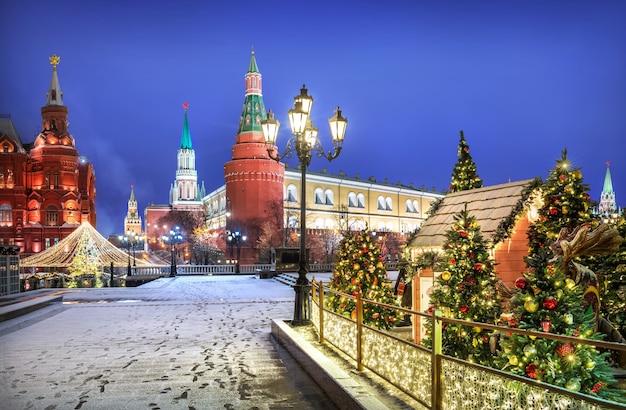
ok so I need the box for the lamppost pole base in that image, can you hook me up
[292,282,311,326]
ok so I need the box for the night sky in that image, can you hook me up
[2,0,625,237]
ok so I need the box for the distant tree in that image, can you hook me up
[157,210,205,239]
[449,130,483,193]
[190,226,223,264]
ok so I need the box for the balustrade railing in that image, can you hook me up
[310,279,626,410]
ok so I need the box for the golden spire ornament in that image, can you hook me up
[49,54,60,68]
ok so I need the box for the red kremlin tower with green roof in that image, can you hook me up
[223,51,284,260]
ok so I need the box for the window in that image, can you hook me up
[377,196,385,210]
[413,200,419,214]
[386,197,393,211]
[45,238,51,249]
[286,184,298,202]
[314,218,324,229]
[348,192,357,207]
[314,188,324,204]
[406,199,413,213]
[357,193,365,208]
[46,205,58,226]
[0,204,12,226]
[325,218,334,229]
[324,189,334,206]
[287,215,298,228]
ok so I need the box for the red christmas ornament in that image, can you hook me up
[474,263,483,271]
[458,230,469,238]
[555,343,575,358]
[460,305,469,313]
[525,363,538,379]
[465,275,477,285]
[592,382,605,394]
[549,207,559,215]
[450,259,456,265]
[514,277,528,289]
[559,174,567,182]
[543,296,558,310]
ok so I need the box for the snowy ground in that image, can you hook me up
[0,275,339,410]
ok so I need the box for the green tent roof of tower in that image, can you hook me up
[180,104,193,150]
[237,51,267,134]
[602,163,614,194]
[248,50,259,73]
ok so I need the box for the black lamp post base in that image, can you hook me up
[292,283,311,326]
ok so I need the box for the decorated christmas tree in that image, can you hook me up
[422,206,502,365]
[68,231,102,287]
[496,244,622,400]
[527,148,592,255]
[326,228,398,330]
[595,214,626,357]
[449,130,483,193]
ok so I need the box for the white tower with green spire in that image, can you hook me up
[595,161,622,222]
[170,102,205,208]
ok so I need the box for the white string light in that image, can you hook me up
[20,222,152,268]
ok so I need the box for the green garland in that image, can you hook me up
[491,177,543,246]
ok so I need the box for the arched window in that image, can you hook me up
[0,204,12,226]
[377,196,385,210]
[348,192,357,208]
[377,221,386,231]
[46,205,58,226]
[286,184,298,202]
[357,193,365,208]
[314,188,324,204]
[413,200,419,214]
[324,218,334,229]
[406,199,414,212]
[324,189,334,206]
[386,197,393,211]
[314,218,324,229]
[287,215,298,228]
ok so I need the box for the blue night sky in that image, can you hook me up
[1,0,625,237]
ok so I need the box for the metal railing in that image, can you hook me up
[311,279,626,410]
[127,263,347,277]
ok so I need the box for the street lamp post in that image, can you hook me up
[262,84,348,326]
[119,231,136,276]
[226,229,247,273]
[162,227,183,277]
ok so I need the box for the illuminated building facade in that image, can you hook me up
[0,55,96,255]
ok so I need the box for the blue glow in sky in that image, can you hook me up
[1,0,625,237]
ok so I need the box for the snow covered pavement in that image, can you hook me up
[0,275,338,409]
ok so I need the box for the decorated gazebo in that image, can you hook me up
[20,222,151,269]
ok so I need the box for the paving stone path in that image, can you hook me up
[0,276,338,409]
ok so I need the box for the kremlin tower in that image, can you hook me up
[595,162,622,221]
[223,51,285,261]
[170,103,205,209]
[124,185,142,236]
